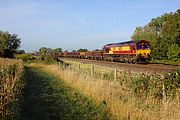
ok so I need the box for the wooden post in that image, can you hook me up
[91,64,94,76]
[69,63,71,70]
[114,68,117,81]
[78,64,81,72]
[127,111,130,120]
[177,89,180,107]
[161,74,166,102]
[58,61,61,68]
[163,83,166,101]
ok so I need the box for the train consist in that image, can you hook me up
[60,40,151,63]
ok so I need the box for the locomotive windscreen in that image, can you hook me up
[137,42,150,50]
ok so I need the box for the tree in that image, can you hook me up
[17,50,25,54]
[39,47,48,60]
[0,31,21,58]
[161,11,180,45]
[131,26,144,41]
[53,48,62,53]
[167,44,180,61]
[39,47,48,53]
[131,9,180,61]
[94,49,100,51]
[6,33,21,51]
[71,50,76,52]
[46,48,52,53]
[77,48,88,52]
[0,32,6,56]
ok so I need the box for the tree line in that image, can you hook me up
[131,9,180,61]
[38,47,100,53]
[38,47,90,60]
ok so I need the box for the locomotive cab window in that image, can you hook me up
[137,42,150,50]
[144,43,150,49]
[137,44,142,50]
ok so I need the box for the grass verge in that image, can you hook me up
[20,65,110,120]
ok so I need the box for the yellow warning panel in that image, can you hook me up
[108,45,131,54]
[137,49,151,55]
[121,46,130,51]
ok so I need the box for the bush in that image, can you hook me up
[164,69,180,98]
[44,55,56,64]
[15,54,33,61]
[131,69,180,100]
[131,75,151,98]
[39,53,45,61]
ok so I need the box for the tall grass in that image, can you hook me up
[0,58,24,119]
[30,62,180,120]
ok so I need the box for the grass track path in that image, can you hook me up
[20,66,109,120]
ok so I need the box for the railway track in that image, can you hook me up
[60,58,180,74]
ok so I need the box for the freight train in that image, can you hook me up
[60,40,151,63]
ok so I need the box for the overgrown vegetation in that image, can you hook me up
[0,58,24,119]
[132,9,180,63]
[52,60,180,119]
[131,69,180,99]
[164,69,180,98]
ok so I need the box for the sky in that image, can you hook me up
[0,0,179,52]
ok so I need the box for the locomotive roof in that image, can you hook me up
[103,40,149,48]
[117,40,136,44]
[104,40,135,47]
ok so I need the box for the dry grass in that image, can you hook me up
[30,62,180,120]
[0,58,24,119]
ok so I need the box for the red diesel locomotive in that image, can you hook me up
[61,40,151,63]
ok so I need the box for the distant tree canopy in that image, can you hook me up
[52,48,62,53]
[39,47,62,60]
[71,50,76,52]
[77,48,88,52]
[17,50,25,54]
[131,9,180,61]
[0,31,21,58]
[93,49,100,51]
[39,47,62,53]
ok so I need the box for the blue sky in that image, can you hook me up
[0,0,179,52]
